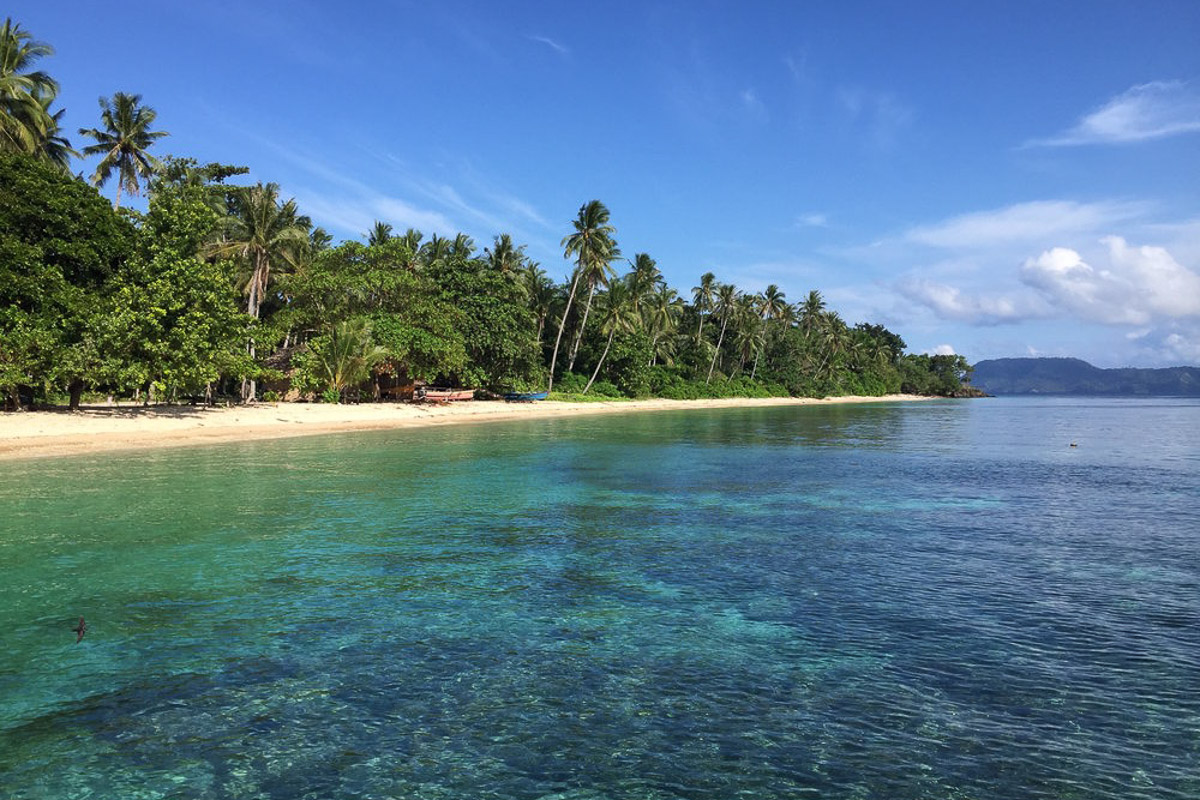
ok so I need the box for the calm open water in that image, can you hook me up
[1,397,1197,799]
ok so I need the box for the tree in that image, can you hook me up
[691,271,716,342]
[521,263,557,345]
[644,284,683,366]
[484,233,525,278]
[0,18,63,163]
[78,92,168,209]
[310,318,386,400]
[0,152,134,408]
[705,283,739,383]
[583,278,639,394]
[628,252,662,315]
[551,199,617,390]
[561,200,620,373]
[799,289,826,334]
[209,182,310,400]
[367,220,392,246]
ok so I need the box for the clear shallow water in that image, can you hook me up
[1,397,1198,799]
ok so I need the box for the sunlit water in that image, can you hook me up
[1,397,1197,799]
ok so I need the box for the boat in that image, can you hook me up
[503,390,549,402]
[421,388,476,402]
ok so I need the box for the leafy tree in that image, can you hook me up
[78,92,168,209]
[100,183,246,402]
[0,152,134,408]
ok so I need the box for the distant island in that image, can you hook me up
[970,358,1200,396]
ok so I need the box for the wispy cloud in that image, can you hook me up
[905,200,1150,249]
[796,213,828,228]
[1027,80,1200,147]
[897,279,1049,325]
[527,35,569,56]
[836,87,913,149]
[740,88,768,123]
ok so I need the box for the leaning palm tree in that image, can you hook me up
[551,199,617,390]
[691,272,717,342]
[583,278,640,394]
[706,283,740,384]
[78,92,168,209]
[209,182,311,401]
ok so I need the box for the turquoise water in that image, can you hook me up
[1,397,1198,799]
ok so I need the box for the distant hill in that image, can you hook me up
[970,358,1200,396]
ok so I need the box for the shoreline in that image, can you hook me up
[0,395,935,461]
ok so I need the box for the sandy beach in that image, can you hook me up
[0,395,932,460]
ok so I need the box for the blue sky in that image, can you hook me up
[17,1,1200,366]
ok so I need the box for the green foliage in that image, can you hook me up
[0,152,134,406]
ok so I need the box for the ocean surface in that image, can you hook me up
[1,396,1197,799]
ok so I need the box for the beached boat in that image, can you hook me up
[503,390,549,402]
[422,388,476,402]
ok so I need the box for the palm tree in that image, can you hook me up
[78,92,168,209]
[759,284,788,322]
[315,318,387,400]
[367,221,392,246]
[691,272,717,342]
[799,289,826,334]
[706,283,739,384]
[449,232,475,259]
[0,18,65,163]
[645,284,683,366]
[209,182,311,401]
[522,263,557,345]
[551,200,617,390]
[628,253,663,315]
[420,233,448,267]
[583,278,639,394]
[485,233,525,278]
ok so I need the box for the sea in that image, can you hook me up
[1,396,1197,799]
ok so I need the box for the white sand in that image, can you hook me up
[0,395,932,460]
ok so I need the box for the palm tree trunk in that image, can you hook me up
[583,329,616,394]
[706,316,729,384]
[548,270,583,392]
[751,349,760,381]
[696,315,705,343]
[568,280,597,372]
[114,179,122,211]
[648,333,659,367]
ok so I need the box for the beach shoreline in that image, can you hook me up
[0,395,935,461]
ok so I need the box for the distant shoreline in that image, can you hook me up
[0,395,934,461]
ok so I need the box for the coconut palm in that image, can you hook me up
[449,232,475,259]
[551,199,617,390]
[78,92,168,209]
[522,263,557,345]
[209,182,311,400]
[705,283,739,384]
[628,252,663,315]
[583,278,639,395]
[799,289,826,334]
[367,221,392,246]
[645,284,684,366]
[0,18,60,159]
[759,284,788,322]
[691,272,717,342]
[315,318,387,400]
[485,233,525,278]
[420,233,448,267]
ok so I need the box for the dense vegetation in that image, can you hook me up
[972,358,1200,396]
[1,18,971,410]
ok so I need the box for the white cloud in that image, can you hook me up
[905,200,1148,249]
[1019,236,1200,325]
[740,88,768,123]
[1028,81,1200,146]
[528,35,569,56]
[929,344,957,356]
[796,213,828,228]
[898,279,1047,324]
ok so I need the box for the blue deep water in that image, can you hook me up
[1,397,1198,799]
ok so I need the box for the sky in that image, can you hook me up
[15,1,1200,367]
